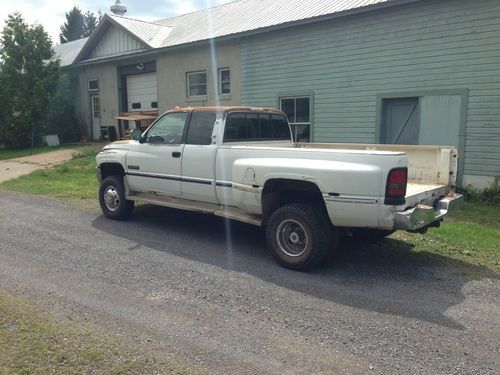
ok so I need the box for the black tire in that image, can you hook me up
[265,203,336,270]
[99,175,134,220]
[351,228,395,242]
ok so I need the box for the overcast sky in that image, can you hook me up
[0,0,233,43]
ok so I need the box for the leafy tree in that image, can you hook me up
[0,13,60,149]
[45,73,81,143]
[60,6,85,43]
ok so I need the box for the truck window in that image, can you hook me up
[145,112,187,144]
[186,111,217,145]
[224,112,291,142]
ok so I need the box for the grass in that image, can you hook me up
[0,149,99,205]
[0,290,188,375]
[0,144,80,161]
[374,202,500,275]
[0,150,498,275]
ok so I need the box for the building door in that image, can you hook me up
[89,94,101,141]
[419,95,461,148]
[126,72,158,112]
[382,98,420,144]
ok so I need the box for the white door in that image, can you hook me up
[181,110,219,203]
[125,111,188,195]
[90,94,101,141]
[126,72,158,112]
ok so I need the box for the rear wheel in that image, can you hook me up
[99,175,134,220]
[265,204,335,270]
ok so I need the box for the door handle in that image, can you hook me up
[172,151,181,158]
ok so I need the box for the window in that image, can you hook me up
[92,96,100,118]
[187,71,207,97]
[280,97,311,142]
[88,79,99,92]
[187,111,217,145]
[218,68,230,95]
[145,112,188,144]
[224,112,291,142]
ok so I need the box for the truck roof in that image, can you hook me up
[169,106,284,114]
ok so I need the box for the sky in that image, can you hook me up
[0,0,234,43]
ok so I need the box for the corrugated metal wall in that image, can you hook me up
[90,25,144,59]
[240,0,500,178]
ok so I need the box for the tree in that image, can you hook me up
[60,7,100,43]
[60,6,85,43]
[83,10,100,37]
[0,13,60,149]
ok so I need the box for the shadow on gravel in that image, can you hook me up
[93,205,498,330]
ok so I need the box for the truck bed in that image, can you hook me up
[295,142,459,189]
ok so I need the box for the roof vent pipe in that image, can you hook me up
[110,0,127,16]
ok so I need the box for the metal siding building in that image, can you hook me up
[239,0,500,187]
[53,0,500,188]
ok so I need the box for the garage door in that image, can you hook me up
[126,72,158,112]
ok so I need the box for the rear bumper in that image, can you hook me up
[394,192,464,232]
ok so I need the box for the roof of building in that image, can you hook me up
[153,0,392,48]
[55,0,416,66]
[53,37,89,66]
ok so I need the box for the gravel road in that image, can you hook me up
[0,190,498,374]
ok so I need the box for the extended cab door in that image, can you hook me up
[125,111,188,195]
[181,110,219,204]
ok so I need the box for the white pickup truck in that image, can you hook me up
[96,106,463,269]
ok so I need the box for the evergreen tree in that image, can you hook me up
[83,10,100,37]
[0,13,60,148]
[59,6,85,43]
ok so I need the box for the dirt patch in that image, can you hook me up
[0,149,83,183]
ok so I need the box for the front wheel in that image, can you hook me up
[99,175,134,220]
[265,204,336,270]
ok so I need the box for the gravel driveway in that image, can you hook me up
[0,190,498,374]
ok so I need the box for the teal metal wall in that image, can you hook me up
[240,0,500,178]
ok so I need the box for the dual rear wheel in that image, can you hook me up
[265,203,337,270]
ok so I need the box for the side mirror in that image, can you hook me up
[130,129,142,141]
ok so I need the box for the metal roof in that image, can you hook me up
[154,0,393,48]
[53,37,89,66]
[109,15,172,48]
[60,0,415,65]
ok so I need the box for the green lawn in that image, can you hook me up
[0,149,99,204]
[0,144,80,161]
[0,150,498,274]
[366,202,500,275]
[0,290,187,375]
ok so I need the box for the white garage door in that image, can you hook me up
[127,72,158,112]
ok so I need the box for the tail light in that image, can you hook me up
[385,168,407,205]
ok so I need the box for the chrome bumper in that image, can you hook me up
[394,193,464,232]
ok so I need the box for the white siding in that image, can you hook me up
[90,26,145,59]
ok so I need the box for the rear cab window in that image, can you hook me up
[223,112,291,143]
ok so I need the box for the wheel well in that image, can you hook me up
[261,179,327,223]
[100,163,125,180]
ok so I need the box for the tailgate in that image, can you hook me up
[405,183,449,207]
